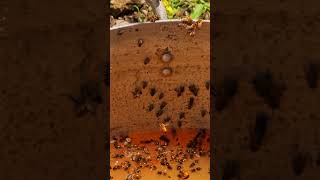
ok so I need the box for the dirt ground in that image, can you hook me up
[110,0,210,27]
[110,0,152,27]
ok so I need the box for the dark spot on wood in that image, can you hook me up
[188,97,195,109]
[178,120,182,128]
[305,63,319,89]
[252,70,285,109]
[189,84,199,96]
[175,85,185,97]
[249,112,268,152]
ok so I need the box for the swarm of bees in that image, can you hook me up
[178,16,203,36]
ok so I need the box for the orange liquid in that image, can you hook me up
[110,128,210,180]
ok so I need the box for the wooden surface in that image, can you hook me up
[110,21,210,136]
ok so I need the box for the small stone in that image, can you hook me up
[162,67,172,76]
[161,53,173,62]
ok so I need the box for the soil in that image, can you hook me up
[111,0,155,27]
[110,0,210,28]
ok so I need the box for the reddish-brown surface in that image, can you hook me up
[110,21,210,137]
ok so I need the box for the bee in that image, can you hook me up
[159,123,168,133]
[181,16,193,25]
[195,19,203,29]
[178,171,190,179]
[179,17,203,37]
[126,174,134,180]
[147,15,159,22]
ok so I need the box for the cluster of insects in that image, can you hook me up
[110,129,210,179]
[178,17,203,36]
